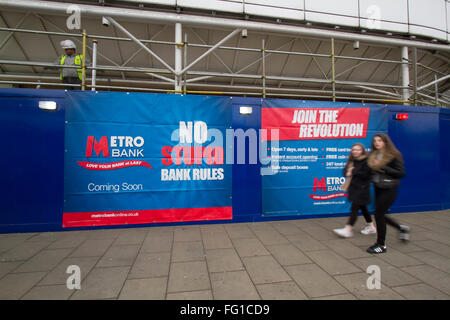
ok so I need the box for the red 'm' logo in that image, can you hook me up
[313,178,327,191]
[86,136,109,157]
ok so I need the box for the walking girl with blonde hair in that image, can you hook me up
[334,143,376,238]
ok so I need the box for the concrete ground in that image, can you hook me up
[0,210,449,300]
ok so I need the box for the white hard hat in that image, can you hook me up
[60,40,76,50]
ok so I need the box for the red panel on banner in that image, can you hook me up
[62,206,232,228]
[262,107,370,141]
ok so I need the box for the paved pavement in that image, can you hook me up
[0,210,449,300]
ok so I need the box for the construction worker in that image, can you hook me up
[56,40,89,90]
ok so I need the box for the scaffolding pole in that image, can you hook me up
[81,29,86,91]
[331,38,336,102]
[262,39,266,98]
[91,39,97,91]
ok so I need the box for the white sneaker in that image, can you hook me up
[361,225,377,235]
[399,225,410,241]
[333,228,353,238]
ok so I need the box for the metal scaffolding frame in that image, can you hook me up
[0,0,449,107]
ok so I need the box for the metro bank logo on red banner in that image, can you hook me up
[262,107,370,141]
[77,136,152,170]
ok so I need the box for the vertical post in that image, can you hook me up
[81,29,87,91]
[434,73,439,106]
[401,46,410,104]
[262,39,266,98]
[183,33,187,95]
[175,22,182,93]
[412,47,417,106]
[91,39,98,91]
[331,38,335,102]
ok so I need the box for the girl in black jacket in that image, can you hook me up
[366,133,410,254]
[334,143,376,238]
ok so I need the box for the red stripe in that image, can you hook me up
[308,193,348,200]
[262,107,370,141]
[63,206,232,228]
[77,160,152,170]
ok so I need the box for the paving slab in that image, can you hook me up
[377,247,425,268]
[168,261,210,293]
[86,228,122,240]
[298,224,338,241]
[401,265,450,295]
[266,244,312,266]
[140,233,173,253]
[0,233,37,241]
[407,251,450,274]
[0,241,51,262]
[424,232,450,246]
[21,284,74,300]
[174,227,202,242]
[313,293,357,300]
[70,266,130,300]
[0,261,22,279]
[334,273,405,300]
[200,224,226,233]
[97,245,140,268]
[392,283,449,300]
[256,281,308,300]
[210,270,260,300]
[202,231,233,250]
[205,248,244,273]
[128,252,171,279]
[232,238,270,257]
[69,238,114,258]
[387,241,428,254]
[285,233,328,252]
[38,256,100,286]
[349,256,422,287]
[171,241,205,262]
[322,239,372,259]
[413,240,450,258]
[0,237,29,255]
[12,248,72,273]
[247,222,276,232]
[46,234,88,250]
[167,290,213,300]
[113,229,148,246]
[0,272,47,299]
[224,223,255,239]
[242,255,292,284]
[285,264,348,298]
[304,250,361,276]
[252,229,290,246]
[25,232,64,243]
[270,222,302,236]
[118,277,167,300]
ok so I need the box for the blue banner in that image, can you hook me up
[63,92,232,227]
[261,99,387,217]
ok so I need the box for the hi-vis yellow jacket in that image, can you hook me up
[59,54,83,80]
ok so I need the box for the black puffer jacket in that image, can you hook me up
[372,157,406,188]
[380,158,405,179]
[343,158,371,205]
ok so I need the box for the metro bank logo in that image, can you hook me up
[309,177,348,200]
[78,136,151,171]
[86,136,109,157]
